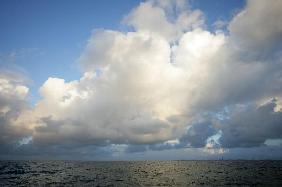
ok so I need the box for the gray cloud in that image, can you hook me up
[0,69,30,145]
[179,121,216,148]
[229,0,282,57]
[219,99,282,148]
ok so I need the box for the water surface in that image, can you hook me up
[0,160,282,186]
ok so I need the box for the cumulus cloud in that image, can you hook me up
[1,0,282,159]
[123,0,204,42]
[229,0,282,56]
[0,68,31,153]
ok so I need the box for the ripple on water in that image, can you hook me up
[0,160,282,186]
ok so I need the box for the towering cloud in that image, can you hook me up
[1,0,282,159]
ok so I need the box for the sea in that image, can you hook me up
[0,160,282,186]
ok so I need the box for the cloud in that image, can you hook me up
[213,19,227,30]
[229,0,282,56]
[1,0,282,159]
[0,68,31,152]
[30,22,228,147]
[219,99,282,148]
[179,121,217,148]
[123,0,204,42]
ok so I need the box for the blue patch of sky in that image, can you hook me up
[18,136,33,146]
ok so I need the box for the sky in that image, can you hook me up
[0,0,282,160]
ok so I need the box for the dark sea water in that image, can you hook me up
[0,160,282,186]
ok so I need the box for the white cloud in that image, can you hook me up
[123,0,204,42]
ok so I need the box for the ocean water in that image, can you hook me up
[0,160,282,186]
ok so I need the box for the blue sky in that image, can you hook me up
[1,0,282,160]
